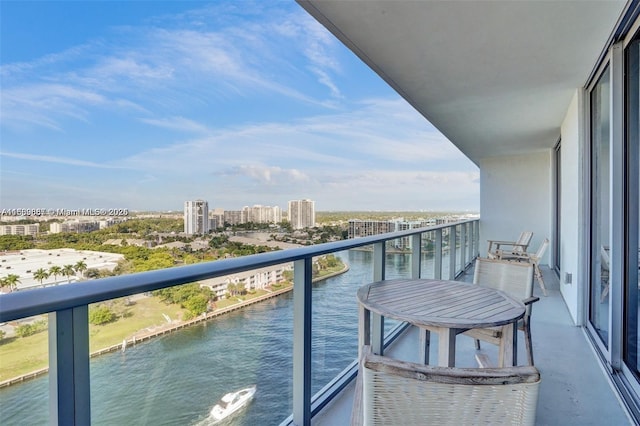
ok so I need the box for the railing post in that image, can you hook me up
[449,225,457,279]
[474,220,480,258]
[435,229,442,279]
[49,306,91,426]
[293,258,312,426]
[373,242,385,282]
[467,222,472,263]
[371,242,385,355]
[469,222,478,262]
[460,223,467,269]
[411,234,422,279]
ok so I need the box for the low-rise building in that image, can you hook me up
[0,223,40,237]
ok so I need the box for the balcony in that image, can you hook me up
[311,266,631,425]
[0,219,632,424]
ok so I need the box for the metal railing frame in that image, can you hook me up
[0,219,479,426]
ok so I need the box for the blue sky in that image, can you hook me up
[0,0,479,213]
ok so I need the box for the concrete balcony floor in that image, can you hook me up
[312,266,633,425]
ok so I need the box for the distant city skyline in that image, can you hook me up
[0,1,479,212]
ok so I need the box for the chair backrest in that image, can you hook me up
[474,258,534,302]
[514,231,534,253]
[533,238,550,261]
[360,348,540,426]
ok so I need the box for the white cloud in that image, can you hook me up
[140,116,210,134]
[222,164,310,184]
[0,151,126,169]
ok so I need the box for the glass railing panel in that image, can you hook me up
[310,250,362,397]
[442,227,451,278]
[0,312,50,425]
[420,231,435,279]
[87,270,295,425]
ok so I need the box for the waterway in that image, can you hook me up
[0,250,446,425]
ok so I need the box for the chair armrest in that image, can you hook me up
[487,239,515,250]
[487,239,518,245]
[523,296,540,306]
[488,241,529,254]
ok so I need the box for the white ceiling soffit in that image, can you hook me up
[297,0,626,164]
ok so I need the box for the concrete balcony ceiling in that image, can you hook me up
[297,0,626,164]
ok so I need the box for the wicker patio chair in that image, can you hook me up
[351,346,541,426]
[464,258,539,366]
[487,231,533,260]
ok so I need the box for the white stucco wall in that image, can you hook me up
[558,90,583,325]
[479,151,552,267]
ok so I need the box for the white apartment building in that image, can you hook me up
[184,200,209,235]
[223,210,243,226]
[242,205,283,224]
[0,223,40,237]
[199,265,289,299]
[288,199,315,230]
[49,220,100,234]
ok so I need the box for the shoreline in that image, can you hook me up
[0,262,350,389]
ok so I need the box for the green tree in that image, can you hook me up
[33,268,49,285]
[49,265,62,284]
[183,294,209,316]
[16,320,47,337]
[62,264,75,283]
[0,235,35,250]
[89,305,117,325]
[74,260,87,279]
[227,282,237,296]
[4,274,21,291]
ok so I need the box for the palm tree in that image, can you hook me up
[62,264,75,283]
[49,266,62,285]
[0,278,9,293]
[33,268,49,286]
[5,274,21,292]
[74,260,87,279]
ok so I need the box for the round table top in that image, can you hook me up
[357,278,525,329]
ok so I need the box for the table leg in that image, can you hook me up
[358,304,370,360]
[371,313,384,356]
[437,328,456,367]
[419,328,430,364]
[498,323,516,367]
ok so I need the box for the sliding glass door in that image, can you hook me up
[590,66,611,348]
[624,32,640,381]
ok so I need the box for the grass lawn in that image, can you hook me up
[0,297,184,382]
[314,263,346,279]
[214,289,271,309]
[0,316,49,381]
[89,297,185,352]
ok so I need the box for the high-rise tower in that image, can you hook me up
[184,200,210,235]
[287,199,315,230]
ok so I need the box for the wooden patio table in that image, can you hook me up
[357,278,525,367]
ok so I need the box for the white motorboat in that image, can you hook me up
[209,385,256,423]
